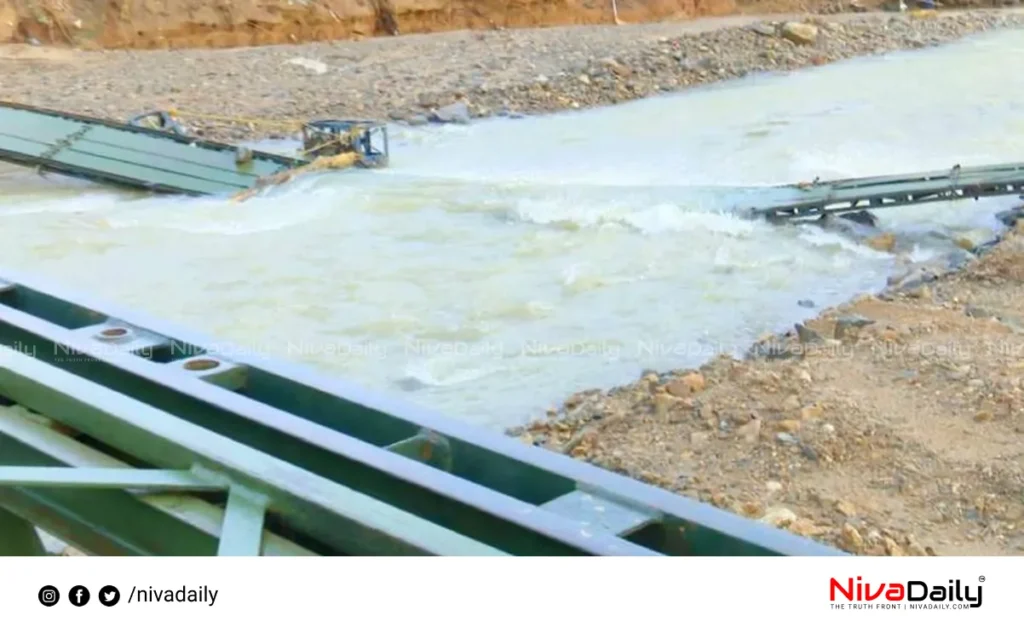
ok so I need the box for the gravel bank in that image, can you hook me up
[1,10,1022,140]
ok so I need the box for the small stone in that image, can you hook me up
[776,419,801,432]
[776,432,798,445]
[796,323,824,344]
[782,395,801,410]
[840,523,865,553]
[740,501,763,517]
[765,480,783,493]
[790,518,826,537]
[800,404,823,421]
[689,431,711,446]
[996,207,1024,227]
[739,417,762,443]
[906,540,928,556]
[780,22,818,45]
[908,285,932,300]
[834,500,856,517]
[430,101,471,124]
[760,506,798,528]
[965,304,993,319]
[866,232,897,252]
[799,443,819,461]
[834,314,875,339]
[653,393,676,420]
[974,410,993,422]
[883,537,905,556]
[667,372,706,396]
[952,227,996,251]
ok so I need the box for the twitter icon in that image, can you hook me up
[98,586,120,607]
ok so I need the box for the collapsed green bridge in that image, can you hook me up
[1,100,1023,216]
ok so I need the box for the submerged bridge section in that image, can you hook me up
[0,101,388,197]
[0,101,304,196]
[0,271,843,556]
[745,162,1024,222]
[0,100,1021,217]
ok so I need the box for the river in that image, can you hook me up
[1,29,1022,430]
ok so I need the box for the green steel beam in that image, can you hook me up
[0,353,506,556]
[0,466,225,490]
[0,312,652,555]
[747,161,1024,220]
[0,504,46,556]
[218,488,268,556]
[0,407,315,556]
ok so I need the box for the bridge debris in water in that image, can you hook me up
[0,101,388,197]
[746,162,1024,223]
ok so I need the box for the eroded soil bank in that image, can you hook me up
[1,0,739,49]
[0,0,1017,49]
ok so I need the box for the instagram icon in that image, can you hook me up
[38,585,60,607]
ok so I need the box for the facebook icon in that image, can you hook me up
[69,585,90,607]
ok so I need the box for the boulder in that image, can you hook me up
[780,22,818,46]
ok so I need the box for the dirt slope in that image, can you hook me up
[0,0,747,48]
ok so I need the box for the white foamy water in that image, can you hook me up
[1,29,1022,429]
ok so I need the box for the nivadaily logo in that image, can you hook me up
[830,576,984,610]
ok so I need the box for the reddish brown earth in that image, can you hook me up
[1,0,1008,49]
[0,0,736,49]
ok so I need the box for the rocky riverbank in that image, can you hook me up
[1,9,1022,141]
[511,206,1024,556]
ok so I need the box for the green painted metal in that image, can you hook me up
[747,162,1024,220]
[0,406,315,556]
[218,488,269,556]
[0,504,46,555]
[0,466,223,490]
[0,101,304,196]
[0,271,845,556]
[0,350,506,556]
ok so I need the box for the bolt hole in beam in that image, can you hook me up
[97,326,130,341]
[183,358,221,372]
